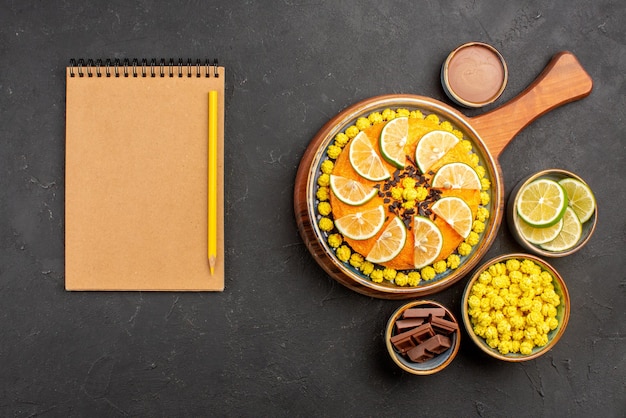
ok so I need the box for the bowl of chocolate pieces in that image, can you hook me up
[385,300,460,375]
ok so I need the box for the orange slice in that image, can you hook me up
[431,196,473,239]
[329,174,378,206]
[415,130,459,173]
[429,142,474,173]
[437,188,481,218]
[334,205,385,240]
[366,216,407,263]
[349,131,390,181]
[412,216,443,269]
[431,162,481,190]
[379,117,409,168]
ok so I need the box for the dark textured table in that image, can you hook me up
[1,1,624,416]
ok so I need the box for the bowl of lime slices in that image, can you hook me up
[507,169,597,257]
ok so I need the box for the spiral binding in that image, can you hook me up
[69,58,220,78]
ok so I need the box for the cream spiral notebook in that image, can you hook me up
[65,58,225,291]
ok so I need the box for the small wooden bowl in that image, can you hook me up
[507,169,597,257]
[385,300,460,374]
[461,253,570,362]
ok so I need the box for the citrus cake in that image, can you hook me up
[315,108,492,287]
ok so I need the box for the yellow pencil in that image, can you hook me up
[208,91,218,274]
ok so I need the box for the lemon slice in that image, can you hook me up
[412,216,443,269]
[540,206,583,252]
[379,117,409,168]
[431,196,473,239]
[415,130,460,173]
[329,174,378,206]
[334,205,386,241]
[516,179,568,228]
[431,162,481,190]
[366,216,407,263]
[517,213,564,245]
[559,178,596,223]
[349,131,391,181]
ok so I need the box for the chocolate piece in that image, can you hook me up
[409,323,436,343]
[390,323,435,353]
[390,332,416,354]
[407,344,434,363]
[402,307,446,319]
[428,315,459,335]
[421,334,452,355]
[395,318,425,333]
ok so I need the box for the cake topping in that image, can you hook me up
[317,108,491,286]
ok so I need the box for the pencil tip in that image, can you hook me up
[209,255,216,275]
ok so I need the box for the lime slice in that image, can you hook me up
[329,174,378,206]
[540,206,583,252]
[379,117,409,168]
[517,213,564,245]
[559,178,596,223]
[349,131,390,181]
[431,196,473,238]
[334,205,386,240]
[413,216,443,269]
[415,130,460,173]
[366,216,407,263]
[431,162,481,190]
[516,179,568,227]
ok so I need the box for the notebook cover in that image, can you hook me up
[65,64,225,291]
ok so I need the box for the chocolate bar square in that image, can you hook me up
[407,344,435,363]
[409,323,436,344]
[402,307,446,319]
[428,315,458,335]
[421,334,452,355]
[395,318,425,333]
[390,332,416,354]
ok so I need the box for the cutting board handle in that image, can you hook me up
[470,51,593,159]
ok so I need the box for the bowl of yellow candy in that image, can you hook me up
[461,253,570,361]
